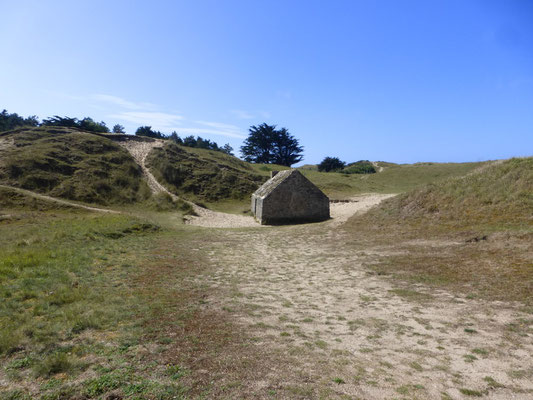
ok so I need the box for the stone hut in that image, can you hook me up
[251,169,330,225]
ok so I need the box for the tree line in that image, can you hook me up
[134,126,234,155]
[1,109,306,167]
[0,110,121,134]
[0,109,234,156]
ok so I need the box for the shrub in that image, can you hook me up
[318,157,346,172]
[33,352,73,377]
[343,160,376,174]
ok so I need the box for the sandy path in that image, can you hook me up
[118,139,261,228]
[0,184,119,213]
[195,195,533,399]
[119,138,393,229]
[119,139,393,229]
[371,161,384,172]
[329,194,394,227]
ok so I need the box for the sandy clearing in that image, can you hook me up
[120,138,395,229]
[329,194,395,227]
[194,194,533,399]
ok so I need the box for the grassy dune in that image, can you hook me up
[0,127,150,205]
[300,161,486,199]
[345,157,533,304]
[146,142,265,204]
[359,157,532,229]
[0,126,486,211]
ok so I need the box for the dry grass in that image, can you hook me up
[344,157,533,304]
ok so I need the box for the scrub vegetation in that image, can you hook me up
[146,141,265,203]
[0,127,150,205]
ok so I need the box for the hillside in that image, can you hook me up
[146,141,266,203]
[0,127,150,205]
[362,157,533,228]
[0,126,500,213]
[345,157,533,304]
[299,161,485,199]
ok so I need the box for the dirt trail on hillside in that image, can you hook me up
[118,139,261,228]
[0,184,119,213]
[371,161,384,172]
[194,196,533,399]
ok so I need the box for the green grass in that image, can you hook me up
[197,158,485,213]
[0,186,80,211]
[0,126,151,205]
[299,161,485,199]
[0,200,289,398]
[459,388,484,397]
[0,209,196,398]
[146,142,266,204]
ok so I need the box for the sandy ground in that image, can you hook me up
[329,194,395,227]
[192,194,533,399]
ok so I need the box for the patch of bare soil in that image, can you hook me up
[329,194,395,227]
[192,194,533,399]
[371,161,384,172]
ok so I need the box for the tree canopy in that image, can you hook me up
[112,124,125,133]
[0,109,39,132]
[1,107,236,157]
[135,126,165,139]
[42,116,110,133]
[240,123,303,167]
[318,156,346,172]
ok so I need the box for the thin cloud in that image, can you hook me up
[230,109,255,119]
[277,90,292,99]
[230,109,271,120]
[110,111,184,131]
[98,94,246,138]
[92,94,156,110]
[177,120,246,138]
[178,127,246,139]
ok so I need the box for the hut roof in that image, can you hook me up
[252,169,328,200]
[253,169,294,198]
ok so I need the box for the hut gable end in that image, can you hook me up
[251,169,330,225]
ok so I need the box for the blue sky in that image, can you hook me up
[1,0,532,164]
